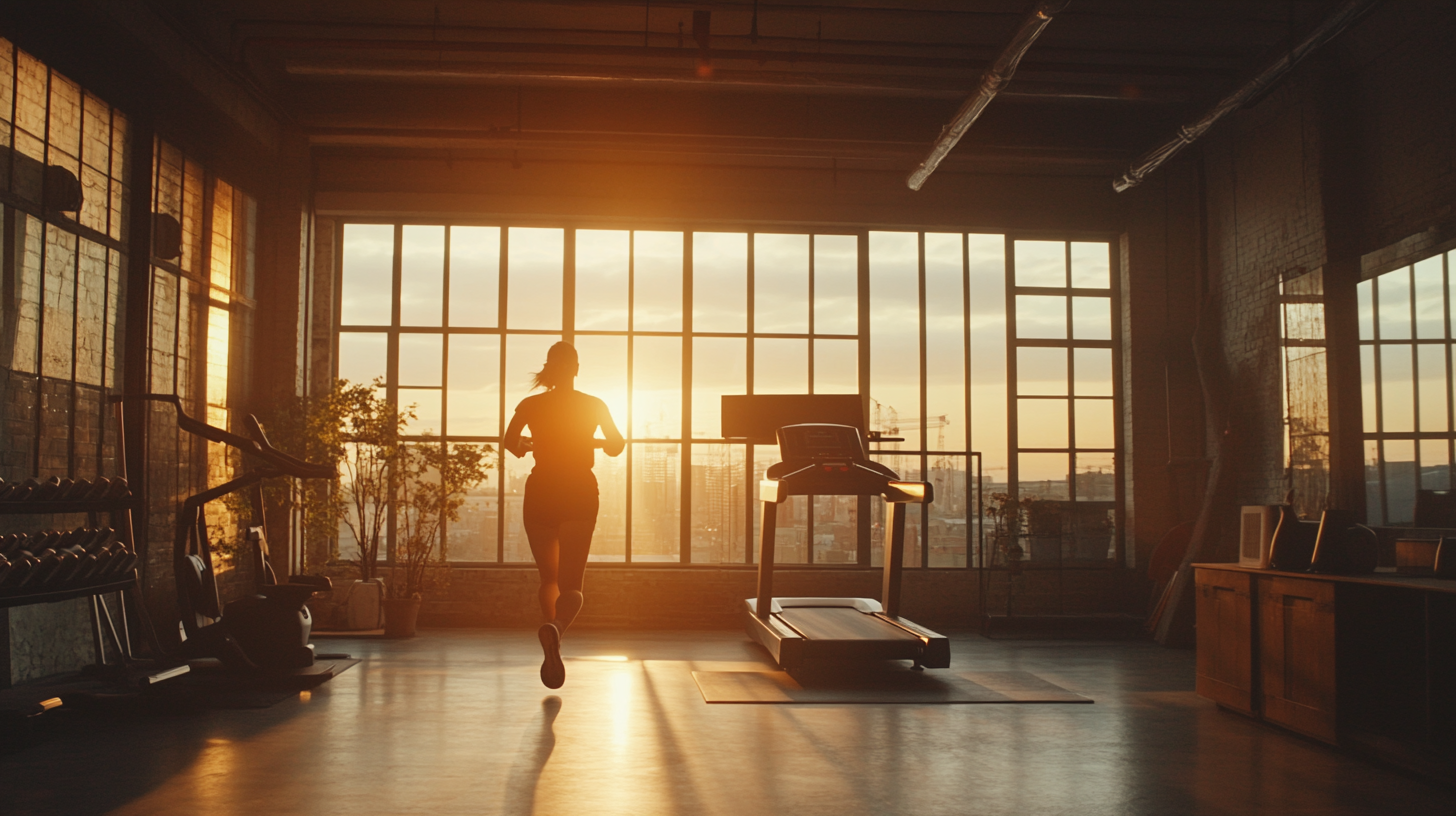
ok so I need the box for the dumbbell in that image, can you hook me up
[27,477,63,502]
[0,533,28,560]
[105,477,130,499]
[99,549,137,582]
[0,557,33,593]
[82,478,111,500]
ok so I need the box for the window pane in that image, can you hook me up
[1014,240,1065,288]
[507,228,563,330]
[690,443,747,564]
[1362,346,1378,433]
[755,233,809,334]
[1377,269,1412,340]
[814,234,857,335]
[1018,453,1070,500]
[813,339,857,395]
[446,335,500,436]
[1421,441,1450,491]
[1074,452,1117,501]
[632,443,680,562]
[502,448,532,562]
[813,493,859,565]
[1385,439,1416,525]
[927,455,969,567]
[693,337,746,438]
[574,335,628,437]
[968,234,1006,482]
[1073,348,1113,397]
[754,445,808,565]
[870,231,921,448]
[592,448,627,562]
[1357,280,1374,341]
[1074,399,1115,449]
[632,336,681,438]
[1365,440,1382,524]
[398,333,442,387]
[1413,255,1445,339]
[400,225,444,326]
[1415,344,1448,432]
[926,233,965,451]
[634,231,682,331]
[1018,399,1068,449]
[693,232,747,333]
[448,226,499,328]
[341,224,393,325]
[448,446,498,562]
[338,333,386,387]
[576,229,629,331]
[754,338,807,394]
[1070,242,1110,289]
[1017,347,1067,396]
[1380,344,1414,433]
[400,388,441,436]
[1072,297,1112,340]
[1015,296,1066,339]
[868,453,920,567]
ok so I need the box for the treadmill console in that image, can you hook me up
[766,423,913,498]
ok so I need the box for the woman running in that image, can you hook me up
[504,341,624,689]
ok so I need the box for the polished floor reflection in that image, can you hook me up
[3,630,1454,815]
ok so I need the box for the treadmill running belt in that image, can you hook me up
[778,607,921,642]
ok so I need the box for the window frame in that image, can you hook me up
[331,219,1123,569]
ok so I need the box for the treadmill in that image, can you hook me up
[743,422,950,671]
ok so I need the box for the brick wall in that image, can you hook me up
[391,565,1148,632]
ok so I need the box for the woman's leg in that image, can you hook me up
[551,520,594,632]
[525,524,561,621]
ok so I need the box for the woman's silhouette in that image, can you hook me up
[505,342,624,688]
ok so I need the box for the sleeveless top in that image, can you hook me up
[513,390,610,474]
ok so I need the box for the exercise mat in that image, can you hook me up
[692,668,1092,704]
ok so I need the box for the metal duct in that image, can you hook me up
[905,0,1070,191]
[1113,0,1385,193]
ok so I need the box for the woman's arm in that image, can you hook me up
[598,401,625,457]
[503,406,532,458]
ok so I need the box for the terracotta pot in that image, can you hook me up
[382,596,422,639]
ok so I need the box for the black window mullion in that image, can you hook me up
[918,231,928,569]
[746,231,757,565]
[961,232,974,570]
[625,230,635,563]
[496,226,508,562]
[680,231,692,564]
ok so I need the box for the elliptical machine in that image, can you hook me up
[115,394,334,675]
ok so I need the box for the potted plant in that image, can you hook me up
[1026,499,1063,562]
[983,492,1035,568]
[383,438,491,638]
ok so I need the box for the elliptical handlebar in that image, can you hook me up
[110,394,333,480]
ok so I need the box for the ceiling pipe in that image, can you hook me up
[905,0,1071,191]
[1112,0,1384,193]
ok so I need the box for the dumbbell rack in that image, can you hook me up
[0,485,142,672]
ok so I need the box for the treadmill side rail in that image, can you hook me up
[742,600,805,669]
[877,614,952,668]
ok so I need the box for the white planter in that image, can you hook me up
[340,578,385,630]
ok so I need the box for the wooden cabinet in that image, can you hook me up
[1257,576,1337,742]
[1195,564,1456,780]
[1195,569,1253,714]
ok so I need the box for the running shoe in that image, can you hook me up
[538,622,564,689]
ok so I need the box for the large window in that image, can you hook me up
[0,38,129,481]
[335,225,1120,567]
[1359,248,1456,525]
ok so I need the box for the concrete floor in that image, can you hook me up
[3,629,1455,816]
